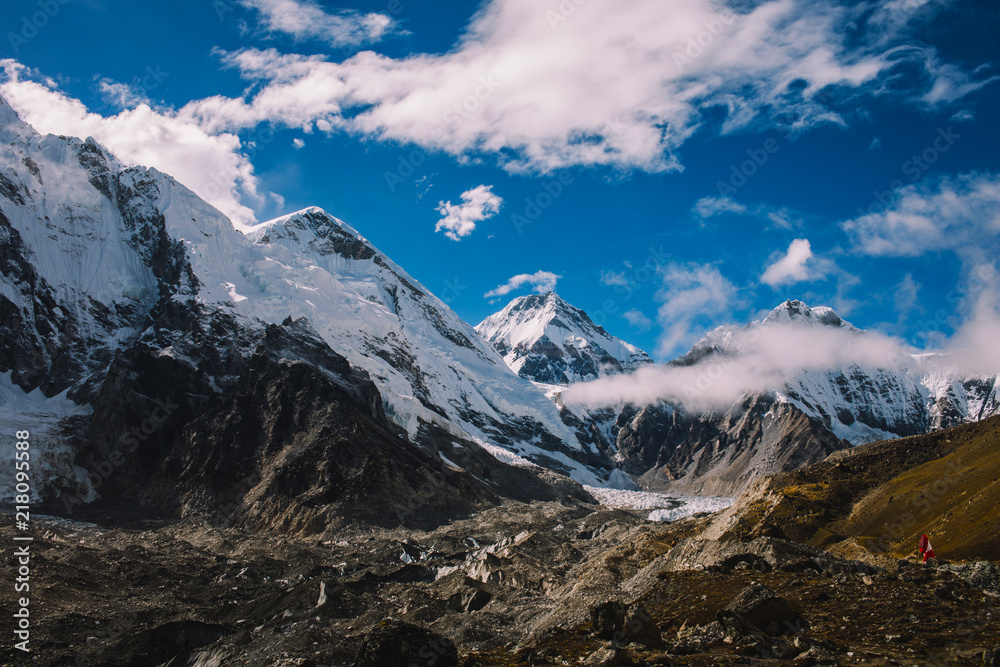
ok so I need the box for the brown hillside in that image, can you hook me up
[705,415,1000,562]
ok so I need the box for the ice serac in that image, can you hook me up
[476,292,651,384]
[0,95,614,511]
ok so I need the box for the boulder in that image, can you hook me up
[590,600,628,640]
[447,578,492,613]
[623,603,665,649]
[582,646,630,667]
[723,583,806,636]
[353,621,458,667]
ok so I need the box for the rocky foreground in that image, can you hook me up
[3,419,1000,666]
[0,506,996,665]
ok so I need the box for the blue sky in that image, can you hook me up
[2,0,999,360]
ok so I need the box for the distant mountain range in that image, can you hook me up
[477,295,999,495]
[1,93,997,515]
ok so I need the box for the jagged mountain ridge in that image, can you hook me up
[479,295,1000,495]
[475,291,651,384]
[627,301,998,494]
[0,95,617,512]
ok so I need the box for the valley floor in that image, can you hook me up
[1,499,997,666]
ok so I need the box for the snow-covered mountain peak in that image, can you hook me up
[476,292,651,384]
[762,300,854,330]
[248,206,365,244]
[0,94,31,142]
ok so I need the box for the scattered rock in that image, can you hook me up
[794,645,840,665]
[933,584,954,600]
[446,577,492,613]
[623,603,665,649]
[945,560,1000,597]
[582,646,630,667]
[590,600,664,649]
[723,583,806,636]
[353,621,458,667]
[590,600,628,640]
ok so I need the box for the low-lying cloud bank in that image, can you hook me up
[562,290,1000,412]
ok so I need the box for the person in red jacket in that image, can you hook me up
[918,534,935,563]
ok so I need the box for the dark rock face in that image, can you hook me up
[589,601,664,649]
[617,396,848,496]
[353,621,458,667]
[722,583,804,636]
[446,578,492,613]
[69,307,475,531]
[62,301,587,533]
[0,153,198,403]
[623,603,666,649]
[590,600,629,640]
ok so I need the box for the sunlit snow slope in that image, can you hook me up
[0,94,614,495]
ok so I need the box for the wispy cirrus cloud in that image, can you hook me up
[694,196,746,220]
[623,309,654,331]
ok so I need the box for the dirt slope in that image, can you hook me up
[703,415,1000,562]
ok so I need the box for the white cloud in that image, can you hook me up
[484,270,561,299]
[180,0,986,174]
[0,60,261,227]
[949,109,975,123]
[623,309,654,331]
[563,319,913,412]
[292,137,305,149]
[97,79,148,109]
[694,196,746,220]
[761,238,815,287]
[564,287,1000,412]
[765,209,799,230]
[893,273,920,325]
[435,185,503,241]
[842,172,1000,261]
[600,270,630,289]
[655,263,740,357]
[239,0,393,47]
[936,285,1000,377]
